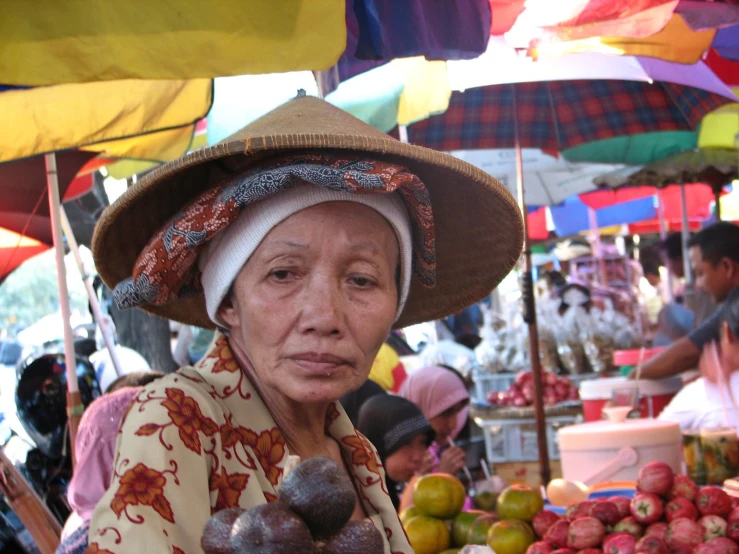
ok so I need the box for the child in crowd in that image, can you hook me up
[357,395,435,509]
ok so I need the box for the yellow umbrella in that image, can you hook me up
[1,79,212,164]
[0,0,344,85]
[96,118,209,179]
[324,56,451,133]
[528,14,715,64]
[392,58,451,127]
[699,100,739,150]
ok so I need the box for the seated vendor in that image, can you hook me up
[659,288,739,430]
[637,223,739,380]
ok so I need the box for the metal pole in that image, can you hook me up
[680,184,697,315]
[60,207,123,378]
[587,208,607,286]
[513,84,551,486]
[45,153,82,463]
[657,195,674,303]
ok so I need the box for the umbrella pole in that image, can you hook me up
[44,153,82,465]
[59,207,123,379]
[513,85,551,486]
[680,184,693,285]
[657,195,674,303]
[680,184,698,317]
[587,208,607,286]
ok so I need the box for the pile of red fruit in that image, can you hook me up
[487,371,579,408]
[527,462,739,554]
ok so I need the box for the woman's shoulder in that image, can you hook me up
[120,367,227,431]
[137,366,214,397]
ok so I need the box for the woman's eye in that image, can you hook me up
[350,276,376,288]
[270,270,293,281]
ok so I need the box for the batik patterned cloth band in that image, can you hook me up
[113,153,436,311]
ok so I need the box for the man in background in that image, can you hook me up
[660,232,717,328]
[640,223,739,380]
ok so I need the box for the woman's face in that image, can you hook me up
[384,435,428,483]
[220,202,399,405]
[429,399,469,445]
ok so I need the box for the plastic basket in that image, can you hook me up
[473,371,598,401]
[475,415,579,463]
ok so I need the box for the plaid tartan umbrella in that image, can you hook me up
[401,49,735,486]
[403,79,732,153]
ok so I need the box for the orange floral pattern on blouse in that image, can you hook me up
[343,432,381,475]
[135,388,219,455]
[110,463,177,524]
[207,339,239,373]
[240,428,286,486]
[209,467,249,511]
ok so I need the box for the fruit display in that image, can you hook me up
[200,457,384,553]
[404,479,545,554]
[527,462,739,554]
[486,371,579,408]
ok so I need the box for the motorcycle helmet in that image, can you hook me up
[15,354,101,459]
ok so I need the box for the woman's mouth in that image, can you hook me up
[289,352,350,375]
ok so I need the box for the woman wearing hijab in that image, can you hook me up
[86,96,523,553]
[357,395,435,509]
[399,366,471,476]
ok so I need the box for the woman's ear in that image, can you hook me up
[217,293,240,329]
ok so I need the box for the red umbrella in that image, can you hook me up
[0,228,49,284]
[0,150,97,244]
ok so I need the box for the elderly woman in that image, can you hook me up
[87,96,523,553]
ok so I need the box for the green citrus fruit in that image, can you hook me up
[487,519,535,554]
[400,505,422,526]
[451,510,486,547]
[472,490,499,511]
[496,485,544,523]
[467,513,500,545]
[414,473,467,520]
[405,515,452,554]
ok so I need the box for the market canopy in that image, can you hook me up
[0,79,212,164]
[0,0,346,85]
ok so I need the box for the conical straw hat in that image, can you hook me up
[93,96,524,328]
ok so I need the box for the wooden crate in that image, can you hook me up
[496,460,563,489]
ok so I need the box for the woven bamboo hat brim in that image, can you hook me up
[92,96,524,329]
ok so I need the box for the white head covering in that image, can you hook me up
[199,184,413,328]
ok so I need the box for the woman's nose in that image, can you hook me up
[298,275,344,336]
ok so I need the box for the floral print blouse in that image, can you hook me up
[86,333,412,554]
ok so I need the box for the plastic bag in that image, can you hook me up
[581,308,616,374]
[556,307,589,374]
[536,304,561,373]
